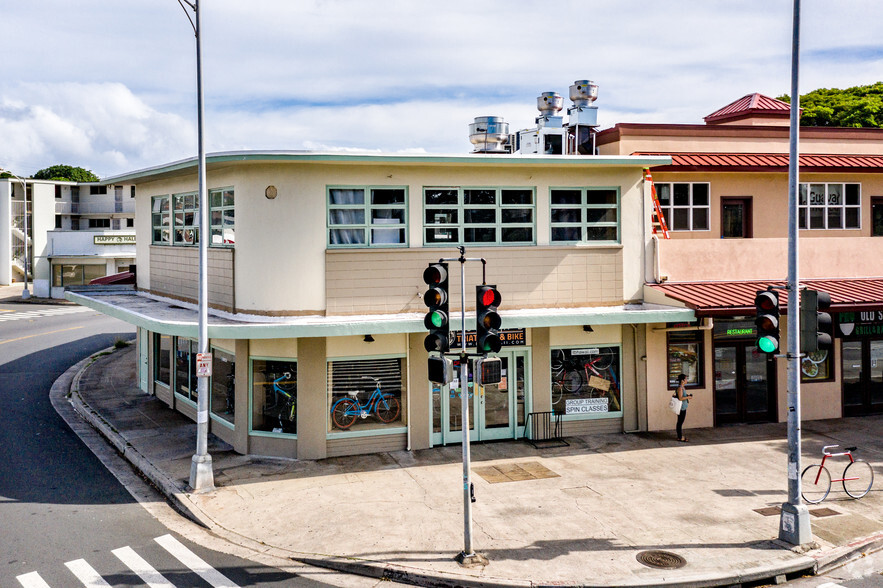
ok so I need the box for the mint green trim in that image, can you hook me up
[101,151,673,185]
[174,392,197,408]
[65,291,696,339]
[326,427,407,440]
[249,356,298,437]
[326,185,409,249]
[210,413,235,430]
[423,186,536,247]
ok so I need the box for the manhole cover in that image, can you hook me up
[636,550,687,569]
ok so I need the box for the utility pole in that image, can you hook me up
[779,0,811,545]
[178,0,214,493]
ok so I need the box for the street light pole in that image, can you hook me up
[179,0,214,493]
[779,0,811,545]
[1,169,31,300]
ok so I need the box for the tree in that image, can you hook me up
[778,83,883,128]
[32,165,99,182]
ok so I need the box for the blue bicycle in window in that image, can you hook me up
[271,371,296,432]
[330,376,400,429]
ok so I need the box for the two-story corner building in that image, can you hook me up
[65,147,700,460]
[597,93,883,433]
[0,178,136,298]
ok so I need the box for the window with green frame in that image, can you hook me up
[151,188,235,247]
[327,186,407,247]
[550,188,619,243]
[423,187,534,246]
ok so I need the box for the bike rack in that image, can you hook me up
[524,411,569,449]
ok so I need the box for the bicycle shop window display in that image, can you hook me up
[550,347,622,416]
[210,349,235,427]
[250,359,298,435]
[153,333,172,388]
[327,357,405,433]
[175,337,198,403]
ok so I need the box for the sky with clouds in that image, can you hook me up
[1,0,882,178]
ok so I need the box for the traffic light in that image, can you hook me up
[428,355,454,384]
[800,289,833,354]
[475,284,502,354]
[754,289,780,354]
[477,357,502,385]
[423,263,450,353]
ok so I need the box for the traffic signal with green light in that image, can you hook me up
[800,289,833,354]
[423,263,450,353]
[475,284,502,354]
[754,289,780,354]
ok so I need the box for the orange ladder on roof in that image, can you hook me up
[643,168,670,239]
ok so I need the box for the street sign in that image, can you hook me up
[196,353,212,378]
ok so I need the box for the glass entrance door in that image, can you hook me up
[431,349,529,445]
[714,342,775,424]
[842,340,883,416]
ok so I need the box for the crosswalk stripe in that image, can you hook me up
[155,534,240,588]
[16,571,51,588]
[64,559,112,587]
[112,546,176,588]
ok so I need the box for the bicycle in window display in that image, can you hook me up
[551,350,620,411]
[330,376,401,429]
[270,371,297,433]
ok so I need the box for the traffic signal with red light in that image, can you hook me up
[800,289,833,354]
[475,284,502,354]
[423,263,450,353]
[754,289,780,354]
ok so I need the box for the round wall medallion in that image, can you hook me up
[265,185,278,199]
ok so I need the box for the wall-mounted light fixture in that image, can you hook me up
[582,325,594,333]
[363,334,375,343]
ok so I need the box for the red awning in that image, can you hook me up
[634,152,883,173]
[649,278,883,317]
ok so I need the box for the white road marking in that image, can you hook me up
[16,571,51,588]
[155,534,240,588]
[112,545,176,588]
[64,559,112,587]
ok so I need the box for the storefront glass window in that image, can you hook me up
[210,349,235,426]
[52,264,106,287]
[801,349,832,382]
[175,337,197,402]
[550,347,621,416]
[154,333,172,387]
[667,330,704,388]
[251,359,297,434]
[327,357,405,432]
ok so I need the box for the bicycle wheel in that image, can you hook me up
[375,394,400,423]
[801,464,831,504]
[331,398,357,429]
[843,460,874,499]
[283,400,296,422]
[551,382,564,406]
[564,370,582,393]
[551,350,565,372]
[592,353,614,371]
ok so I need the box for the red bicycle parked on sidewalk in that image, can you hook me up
[801,445,875,504]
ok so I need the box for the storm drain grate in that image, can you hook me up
[754,506,782,516]
[636,550,687,569]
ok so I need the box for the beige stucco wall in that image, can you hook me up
[134,160,647,315]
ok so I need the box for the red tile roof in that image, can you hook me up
[650,278,883,316]
[704,93,793,123]
[635,152,883,172]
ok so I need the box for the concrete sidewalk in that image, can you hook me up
[62,344,883,587]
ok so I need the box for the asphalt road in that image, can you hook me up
[0,301,385,588]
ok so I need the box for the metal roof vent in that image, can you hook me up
[469,116,511,153]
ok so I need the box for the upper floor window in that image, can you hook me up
[327,186,407,248]
[799,183,860,230]
[88,218,111,228]
[656,183,710,231]
[424,187,534,246]
[90,185,107,195]
[151,188,234,247]
[550,187,619,243]
[873,198,883,237]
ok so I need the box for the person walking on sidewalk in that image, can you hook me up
[674,374,692,442]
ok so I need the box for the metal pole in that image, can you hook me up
[458,246,475,558]
[779,0,810,545]
[20,175,30,300]
[187,0,214,493]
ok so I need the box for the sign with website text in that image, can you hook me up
[451,328,526,347]
[94,235,135,245]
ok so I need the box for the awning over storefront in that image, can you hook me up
[646,278,883,317]
[66,290,695,339]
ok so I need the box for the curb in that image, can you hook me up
[50,347,882,588]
